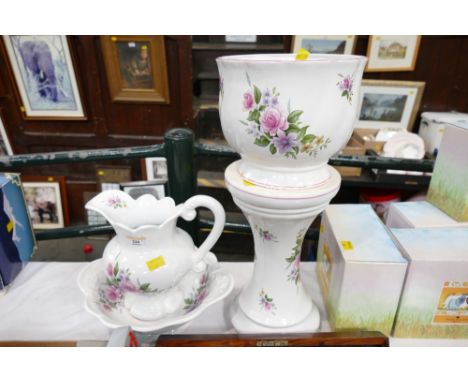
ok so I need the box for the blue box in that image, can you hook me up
[0,173,36,289]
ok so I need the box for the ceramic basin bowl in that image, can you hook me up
[217,53,367,189]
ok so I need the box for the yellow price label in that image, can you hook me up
[7,219,14,232]
[146,256,166,271]
[341,241,354,250]
[320,224,324,233]
[296,48,310,61]
[243,179,256,187]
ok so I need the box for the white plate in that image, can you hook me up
[77,259,234,332]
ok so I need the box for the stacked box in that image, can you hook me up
[427,123,468,222]
[392,228,468,338]
[0,173,36,289]
[317,204,407,336]
[386,201,468,229]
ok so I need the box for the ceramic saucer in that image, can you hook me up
[78,258,234,332]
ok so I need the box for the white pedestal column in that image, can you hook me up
[225,161,341,333]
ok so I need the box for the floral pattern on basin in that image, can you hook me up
[259,288,277,314]
[105,195,128,209]
[240,72,331,159]
[285,229,306,285]
[184,273,210,313]
[99,261,157,311]
[337,73,354,104]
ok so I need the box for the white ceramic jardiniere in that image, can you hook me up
[217,53,367,189]
[85,190,226,320]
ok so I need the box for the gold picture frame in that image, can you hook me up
[100,35,170,103]
[355,80,425,131]
[366,35,421,72]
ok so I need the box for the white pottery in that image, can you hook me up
[78,258,234,332]
[85,190,226,321]
[217,53,367,189]
[225,161,340,333]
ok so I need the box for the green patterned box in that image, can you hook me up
[317,204,407,336]
[427,122,468,222]
[392,228,468,338]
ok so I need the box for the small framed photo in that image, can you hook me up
[21,175,69,229]
[291,35,356,54]
[2,36,86,120]
[366,35,421,72]
[355,80,425,131]
[121,180,166,200]
[95,165,132,191]
[141,157,168,181]
[100,36,170,103]
[0,111,14,155]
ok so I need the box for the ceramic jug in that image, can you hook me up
[85,190,225,294]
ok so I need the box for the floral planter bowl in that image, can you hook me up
[217,53,367,189]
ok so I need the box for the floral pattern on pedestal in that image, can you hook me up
[285,229,307,285]
[259,288,277,314]
[240,72,330,159]
[255,225,278,242]
[99,261,157,311]
[337,74,354,104]
[183,273,210,313]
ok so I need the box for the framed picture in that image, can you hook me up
[366,35,421,72]
[2,35,86,120]
[141,157,168,181]
[21,175,69,229]
[225,35,257,43]
[121,180,166,200]
[100,36,170,103]
[355,80,425,131]
[95,165,132,191]
[0,111,14,155]
[291,35,356,54]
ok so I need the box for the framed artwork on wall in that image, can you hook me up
[100,35,170,103]
[0,111,14,155]
[2,35,86,120]
[291,35,356,54]
[366,35,421,72]
[21,175,69,229]
[355,80,425,131]
[141,157,168,181]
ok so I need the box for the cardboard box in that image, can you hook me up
[427,122,468,222]
[386,201,468,229]
[418,112,468,157]
[316,204,407,336]
[0,173,36,289]
[333,137,366,177]
[392,228,468,338]
[353,128,385,153]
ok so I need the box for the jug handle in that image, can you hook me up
[180,195,226,264]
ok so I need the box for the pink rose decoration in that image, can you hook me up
[120,280,138,292]
[105,286,122,302]
[106,263,114,277]
[260,107,288,136]
[242,92,254,110]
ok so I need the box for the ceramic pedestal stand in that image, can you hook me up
[225,161,340,333]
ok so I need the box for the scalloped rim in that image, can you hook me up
[77,259,234,332]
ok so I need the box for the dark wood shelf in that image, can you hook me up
[196,71,219,81]
[192,42,285,51]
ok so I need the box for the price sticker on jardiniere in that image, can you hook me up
[341,241,354,251]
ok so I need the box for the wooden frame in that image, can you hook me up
[291,35,356,54]
[21,175,70,229]
[2,35,86,120]
[100,36,170,103]
[0,109,14,155]
[355,79,425,132]
[366,35,421,72]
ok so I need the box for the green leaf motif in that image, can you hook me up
[287,110,303,124]
[286,125,301,134]
[253,85,262,104]
[139,283,150,291]
[239,120,248,126]
[297,126,308,140]
[302,134,317,144]
[269,144,277,155]
[247,109,260,124]
[113,262,119,277]
[255,135,270,147]
[184,298,193,305]
[342,90,348,98]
